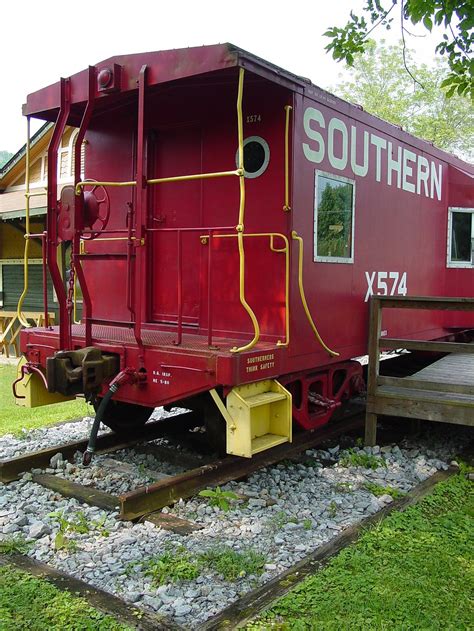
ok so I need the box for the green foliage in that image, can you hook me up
[48,510,109,551]
[364,481,406,499]
[334,482,355,493]
[327,501,338,518]
[127,545,266,585]
[339,448,386,470]
[253,473,474,630]
[302,519,312,531]
[332,40,473,160]
[131,546,200,586]
[0,365,88,437]
[269,510,299,530]
[198,486,239,511]
[0,150,13,169]
[324,0,473,99]
[200,547,266,581]
[316,177,353,258]
[0,564,130,630]
[0,535,31,555]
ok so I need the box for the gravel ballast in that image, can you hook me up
[0,415,471,626]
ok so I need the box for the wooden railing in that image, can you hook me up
[0,311,55,358]
[365,295,474,445]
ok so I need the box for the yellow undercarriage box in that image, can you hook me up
[15,358,75,408]
[225,379,292,458]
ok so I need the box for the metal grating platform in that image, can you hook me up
[65,324,277,355]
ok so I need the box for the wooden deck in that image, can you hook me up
[365,296,474,445]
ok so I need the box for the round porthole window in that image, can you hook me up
[235,136,270,179]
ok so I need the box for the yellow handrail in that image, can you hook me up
[74,170,243,196]
[148,169,243,185]
[202,232,290,346]
[283,105,292,212]
[73,68,260,353]
[231,68,260,354]
[291,231,339,357]
[17,117,32,328]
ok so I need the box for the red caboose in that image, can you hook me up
[15,44,474,458]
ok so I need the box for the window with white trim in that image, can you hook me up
[314,171,355,263]
[447,207,474,268]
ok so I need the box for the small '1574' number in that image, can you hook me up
[365,271,407,302]
[246,114,261,123]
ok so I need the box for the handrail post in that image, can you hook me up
[134,64,148,365]
[42,232,48,328]
[73,66,96,346]
[17,116,32,328]
[365,296,382,446]
[176,230,183,346]
[47,77,71,350]
[231,67,261,354]
[207,229,213,347]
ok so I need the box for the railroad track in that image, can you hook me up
[0,406,365,527]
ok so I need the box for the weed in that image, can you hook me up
[0,535,31,554]
[339,448,386,470]
[334,481,354,493]
[328,501,338,518]
[140,546,200,585]
[48,510,109,551]
[199,547,266,581]
[198,486,239,511]
[302,519,312,531]
[269,510,299,529]
[364,482,405,499]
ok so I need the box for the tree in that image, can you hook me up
[317,179,353,258]
[332,40,473,160]
[0,151,13,169]
[324,0,473,99]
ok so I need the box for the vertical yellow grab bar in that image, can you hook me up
[291,231,339,357]
[283,105,292,212]
[17,117,32,328]
[231,68,260,354]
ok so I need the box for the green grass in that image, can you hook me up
[135,546,201,585]
[0,364,88,436]
[339,448,386,470]
[252,472,474,630]
[364,481,406,499]
[128,545,266,586]
[199,547,266,581]
[0,564,131,630]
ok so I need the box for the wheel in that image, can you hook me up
[94,399,154,434]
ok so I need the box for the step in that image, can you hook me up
[245,391,288,408]
[250,434,289,455]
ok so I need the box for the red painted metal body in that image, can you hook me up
[20,44,474,430]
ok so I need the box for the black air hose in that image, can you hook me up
[82,381,121,466]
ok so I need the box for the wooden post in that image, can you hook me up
[365,297,382,446]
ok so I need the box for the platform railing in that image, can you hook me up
[366,295,474,445]
[146,227,289,348]
[72,67,263,353]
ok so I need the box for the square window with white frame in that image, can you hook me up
[447,207,474,268]
[314,171,355,263]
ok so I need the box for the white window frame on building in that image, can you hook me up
[313,170,356,264]
[447,207,474,268]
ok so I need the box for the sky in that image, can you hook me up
[1,0,444,153]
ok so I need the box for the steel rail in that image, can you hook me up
[117,415,364,521]
[0,412,200,483]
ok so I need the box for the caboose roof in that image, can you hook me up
[23,43,473,172]
[23,43,309,122]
